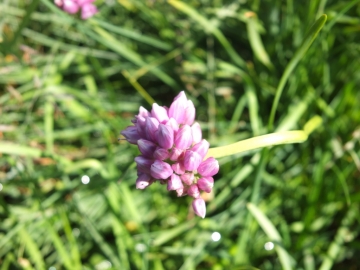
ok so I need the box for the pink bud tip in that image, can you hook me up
[62,0,80,14]
[192,198,206,218]
[191,122,202,144]
[188,184,200,198]
[169,91,187,124]
[197,177,214,193]
[151,103,169,124]
[183,150,202,171]
[81,3,98,19]
[184,100,195,125]
[198,157,219,177]
[174,125,193,149]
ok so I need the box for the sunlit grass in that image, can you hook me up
[0,0,359,269]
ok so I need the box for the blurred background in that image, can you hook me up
[0,0,359,269]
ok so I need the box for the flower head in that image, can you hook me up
[120,91,219,218]
[54,0,98,19]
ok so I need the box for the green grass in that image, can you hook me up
[1,0,360,269]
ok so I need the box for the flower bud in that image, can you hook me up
[188,184,200,198]
[176,187,188,197]
[184,100,195,125]
[183,150,202,171]
[137,139,157,158]
[151,103,169,124]
[150,160,173,179]
[175,125,193,149]
[169,148,184,161]
[136,173,153,189]
[138,106,151,118]
[63,0,80,14]
[167,174,183,191]
[153,147,170,160]
[169,91,187,123]
[81,3,98,19]
[191,139,209,159]
[191,122,202,144]
[181,172,194,185]
[166,118,179,132]
[197,177,214,193]
[171,162,185,175]
[198,157,219,177]
[145,117,159,142]
[134,156,153,174]
[120,126,140,144]
[157,124,174,149]
[192,198,206,218]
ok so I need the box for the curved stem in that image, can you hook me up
[206,130,308,159]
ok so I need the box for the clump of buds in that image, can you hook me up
[54,0,98,19]
[121,91,219,218]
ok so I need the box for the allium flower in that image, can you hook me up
[55,0,98,19]
[120,91,219,218]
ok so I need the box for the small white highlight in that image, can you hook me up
[95,260,112,270]
[72,228,80,237]
[0,183,3,191]
[211,232,221,242]
[264,241,274,250]
[49,267,56,270]
[81,175,90,184]
[135,243,146,253]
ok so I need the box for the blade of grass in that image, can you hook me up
[18,227,46,270]
[44,95,54,153]
[319,205,358,270]
[90,19,172,51]
[268,14,327,131]
[246,13,273,69]
[247,203,293,270]
[168,0,246,68]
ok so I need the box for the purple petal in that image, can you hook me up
[137,139,157,158]
[134,156,153,174]
[120,126,140,144]
[150,160,173,179]
[167,174,183,191]
[157,124,174,149]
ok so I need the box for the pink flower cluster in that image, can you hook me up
[55,0,98,20]
[121,91,219,218]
